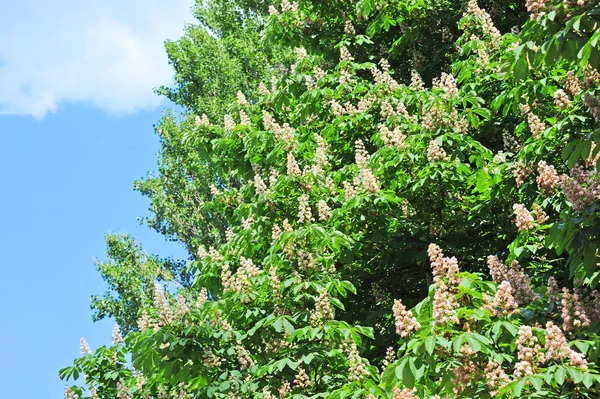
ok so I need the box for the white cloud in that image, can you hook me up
[0,0,195,118]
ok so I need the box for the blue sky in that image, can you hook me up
[0,1,195,397]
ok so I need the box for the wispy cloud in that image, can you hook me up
[0,0,195,118]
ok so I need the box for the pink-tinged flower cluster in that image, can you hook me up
[483,281,519,317]
[239,109,250,127]
[485,360,509,395]
[432,72,459,98]
[340,46,354,62]
[280,0,298,13]
[371,59,400,90]
[427,140,448,162]
[295,47,307,60]
[80,337,91,355]
[547,277,559,302]
[297,193,314,223]
[294,367,311,388]
[175,293,189,318]
[310,289,335,326]
[545,321,588,369]
[526,0,548,19]
[196,287,209,308]
[513,161,531,187]
[222,257,262,301]
[527,113,546,139]
[117,379,133,399]
[287,152,301,177]
[410,70,425,90]
[236,341,255,370]
[355,139,380,193]
[559,166,599,211]
[224,114,236,132]
[342,340,369,381]
[236,90,247,106]
[317,200,332,221]
[392,387,419,399]
[565,71,582,96]
[465,0,501,38]
[428,245,460,326]
[379,124,407,149]
[487,256,536,305]
[536,160,559,192]
[584,65,600,87]
[311,134,330,174]
[254,173,268,194]
[433,281,459,326]
[392,299,421,337]
[561,288,590,331]
[344,20,355,35]
[428,244,460,285]
[195,114,210,126]
[137,310,152,332]
[532,203,549,224]
[583,94,600,121]
[154,283,173,326]
[382,346,396,371]
[554,89,571,110]
[263,111,296,146]
[514,325,544,378]
[513,203,535,231]
[453,344,479,395]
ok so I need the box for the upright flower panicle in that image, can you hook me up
[546,321,588,367]
[254,173,268,194]
[485,360,509,395]
[536,160,559,192]
[428,243,460,285]
[487,256,536,304]
[340,46,354,62]
[410,70,424,90]
[561,287,590,331]
[137,309,152,332]
[427,140,447,162]
[554,89,571,110]
[310,289,335,326]
[195,114,210,126]
[513,203,535,231]
[224,114,236,132]
[196,288,209,308]
[80,337,91,355]
[392,299,420,337]
[513,161,531,187]
[154,283,173,326]
[317,200,331,221]
[236,91,247,106]
[287,152,301,177]
[175,293,190,317]
[432,72,458,98]
[355,139,380,193]
[112,324,124,345]
[483,281,519,317]
[514,325,544,378]
[297,194,314,223]
[527,113,546,138]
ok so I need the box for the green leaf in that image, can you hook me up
[555,367,566,385]
[514,54,529,81]
[424,336,436,355]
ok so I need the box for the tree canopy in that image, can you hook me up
[62,1,600,398]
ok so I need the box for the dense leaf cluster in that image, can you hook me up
[62,1,600,398]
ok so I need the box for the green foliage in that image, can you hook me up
[91,234,187,333]
[62,0,600,398]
